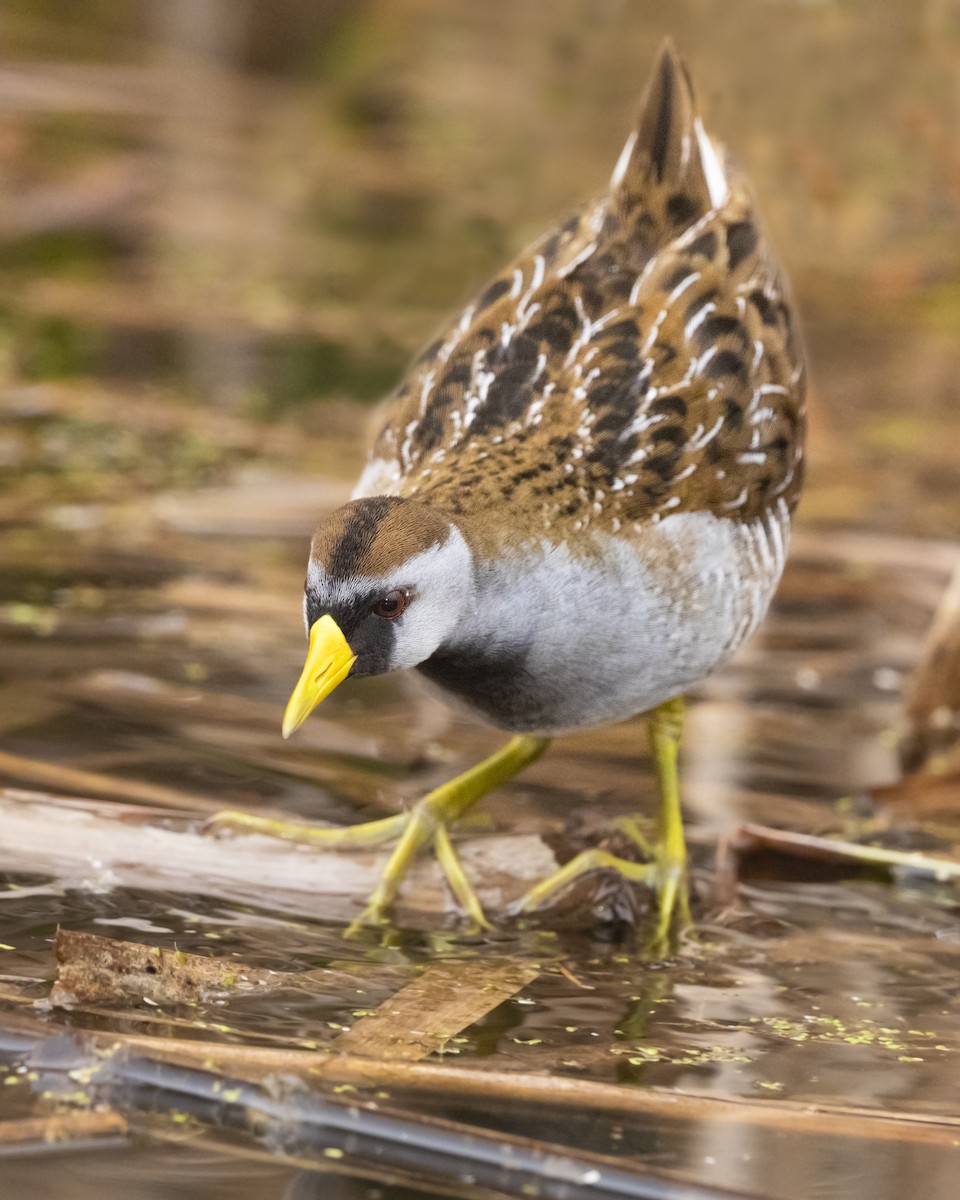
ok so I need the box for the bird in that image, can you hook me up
[209,41,806,947]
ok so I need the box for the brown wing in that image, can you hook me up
[357,42,805,537]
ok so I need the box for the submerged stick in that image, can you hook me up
[0,788,558,925]
[147,1043,960,1148]
[123,1055,759,1200]
[2,1028,756,1200]
[0,1110,128,1156]
[3,1014,958,1151]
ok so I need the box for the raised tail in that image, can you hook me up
[605,41,730,265]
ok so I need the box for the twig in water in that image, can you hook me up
[729,822,960,883]
[0,1110,128,1157]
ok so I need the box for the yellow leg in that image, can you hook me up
[648,695,691,950]
[516,697,691,952]
[206,734,549,929]
[515,848,658,912]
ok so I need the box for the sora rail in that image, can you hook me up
[211,41,806,945]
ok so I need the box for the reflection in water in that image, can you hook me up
[286,1174,408,1200]
[2,1,960,1197]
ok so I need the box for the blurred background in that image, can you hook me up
[2,7,960,1198]
[1,0,959,537]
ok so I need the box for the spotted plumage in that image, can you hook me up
[355,44,805,557]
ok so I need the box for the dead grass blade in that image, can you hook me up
[729,821,960,882]
[0,750,224,815]
[333,959,540,1060]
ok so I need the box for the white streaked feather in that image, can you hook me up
[694,117,728,209]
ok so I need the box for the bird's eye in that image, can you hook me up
[372,589,408,620]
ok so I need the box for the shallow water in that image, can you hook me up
[2,1,960,1195]
[1,508,959,1199]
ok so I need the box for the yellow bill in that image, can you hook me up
[282,614,356,739]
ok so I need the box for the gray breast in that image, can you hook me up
[419,506,789,736]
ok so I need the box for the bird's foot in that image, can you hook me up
[514,815,690,956]
[204,807,409,850]
[205,798,490,934]
[344,795,494,935]
[205,734,549,935]
[647,848,691,958]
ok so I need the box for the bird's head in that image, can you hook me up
[282,495,473,737]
